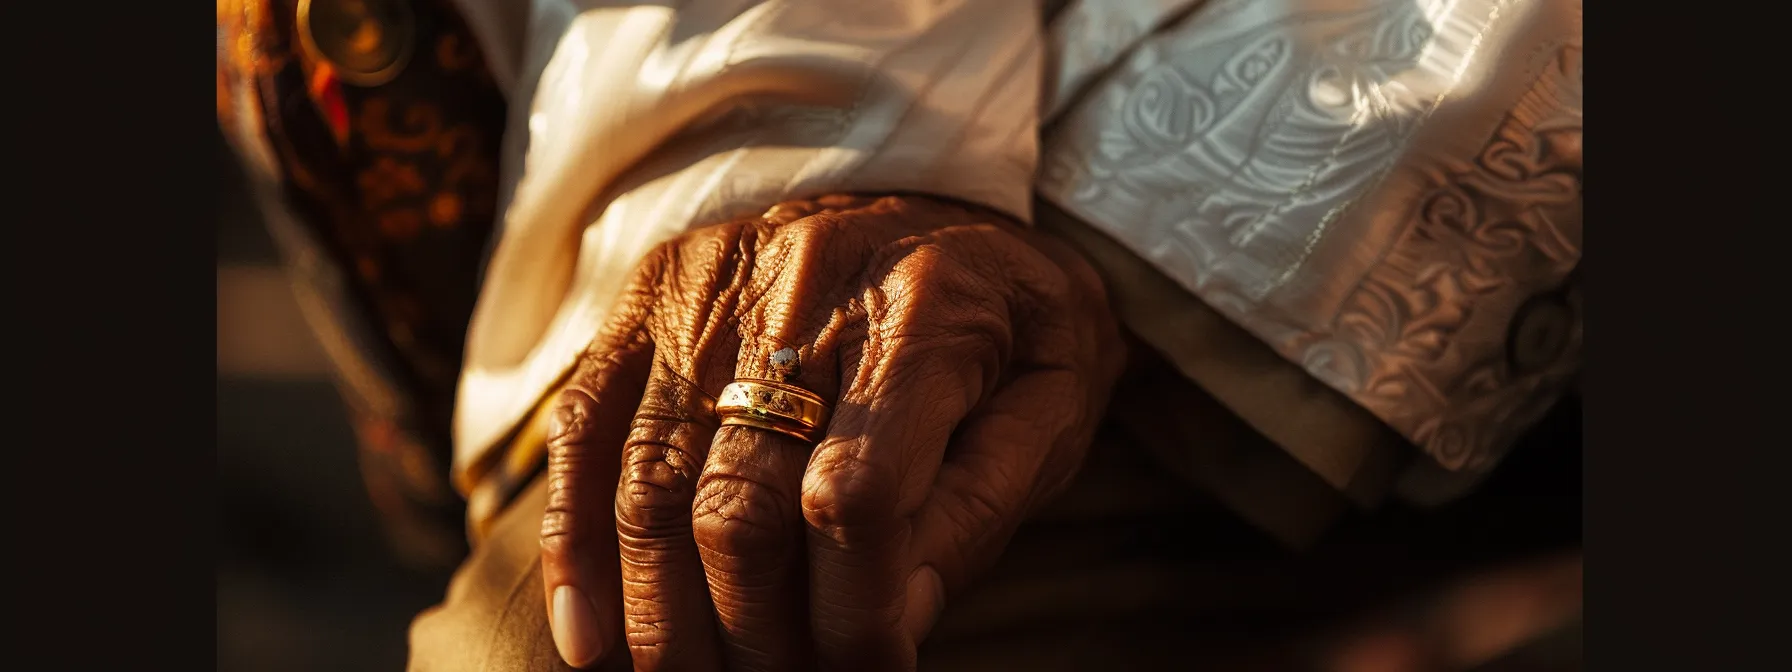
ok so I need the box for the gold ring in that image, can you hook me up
[715,379,830,443]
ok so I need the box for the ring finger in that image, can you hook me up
[693,333,845,671]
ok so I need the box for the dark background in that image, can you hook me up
[216,130,454,672]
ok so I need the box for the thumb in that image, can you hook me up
[901,565,947,643]
[904,369,1089,637]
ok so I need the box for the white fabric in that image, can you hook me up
[448,0,1043,469]
[445,0,1582,487]
[1038,0,1582,478]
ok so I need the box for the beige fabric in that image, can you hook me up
[409,477,585,672]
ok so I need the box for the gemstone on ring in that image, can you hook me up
[769,347,800,381]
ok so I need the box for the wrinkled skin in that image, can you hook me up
[538,194,1124,671]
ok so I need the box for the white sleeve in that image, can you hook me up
[451,0,1045,476]
[1036,0,1583,497]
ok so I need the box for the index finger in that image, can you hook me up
[541,339,654,669]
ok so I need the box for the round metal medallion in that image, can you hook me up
[1507,292,1575,374]
[297,0,414,87]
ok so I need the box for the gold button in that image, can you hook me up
[297,0,415,87]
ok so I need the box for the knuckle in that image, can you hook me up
[621,611,681,672]
[763,216,834,272]
[615,442,700,535]
[588,295,653,356]
[540,475,596,556]
[1032,258,1076,303]
[623,616,673,649]
[801,446,899,533]
[538,504,582,556]
[546,389,599,449]
[947,480,1010,545]
[781,214,835,245]
[540,391,605,552]
[690,475,795,559]
[643,232,684,267]
[575,332,644,378]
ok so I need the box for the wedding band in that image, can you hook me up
[715,379,830,443]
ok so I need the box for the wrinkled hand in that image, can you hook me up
[539,194,1123,671]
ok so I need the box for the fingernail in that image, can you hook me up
[902,565,946,643]
[551,584,605,668]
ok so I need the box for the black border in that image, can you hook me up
[8,3,1784,670]
[1587,6,1783,671]
[13,1,211,667]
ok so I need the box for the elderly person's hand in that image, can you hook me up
[538,194,1123,671]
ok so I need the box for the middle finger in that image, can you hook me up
[616,362,728,670]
